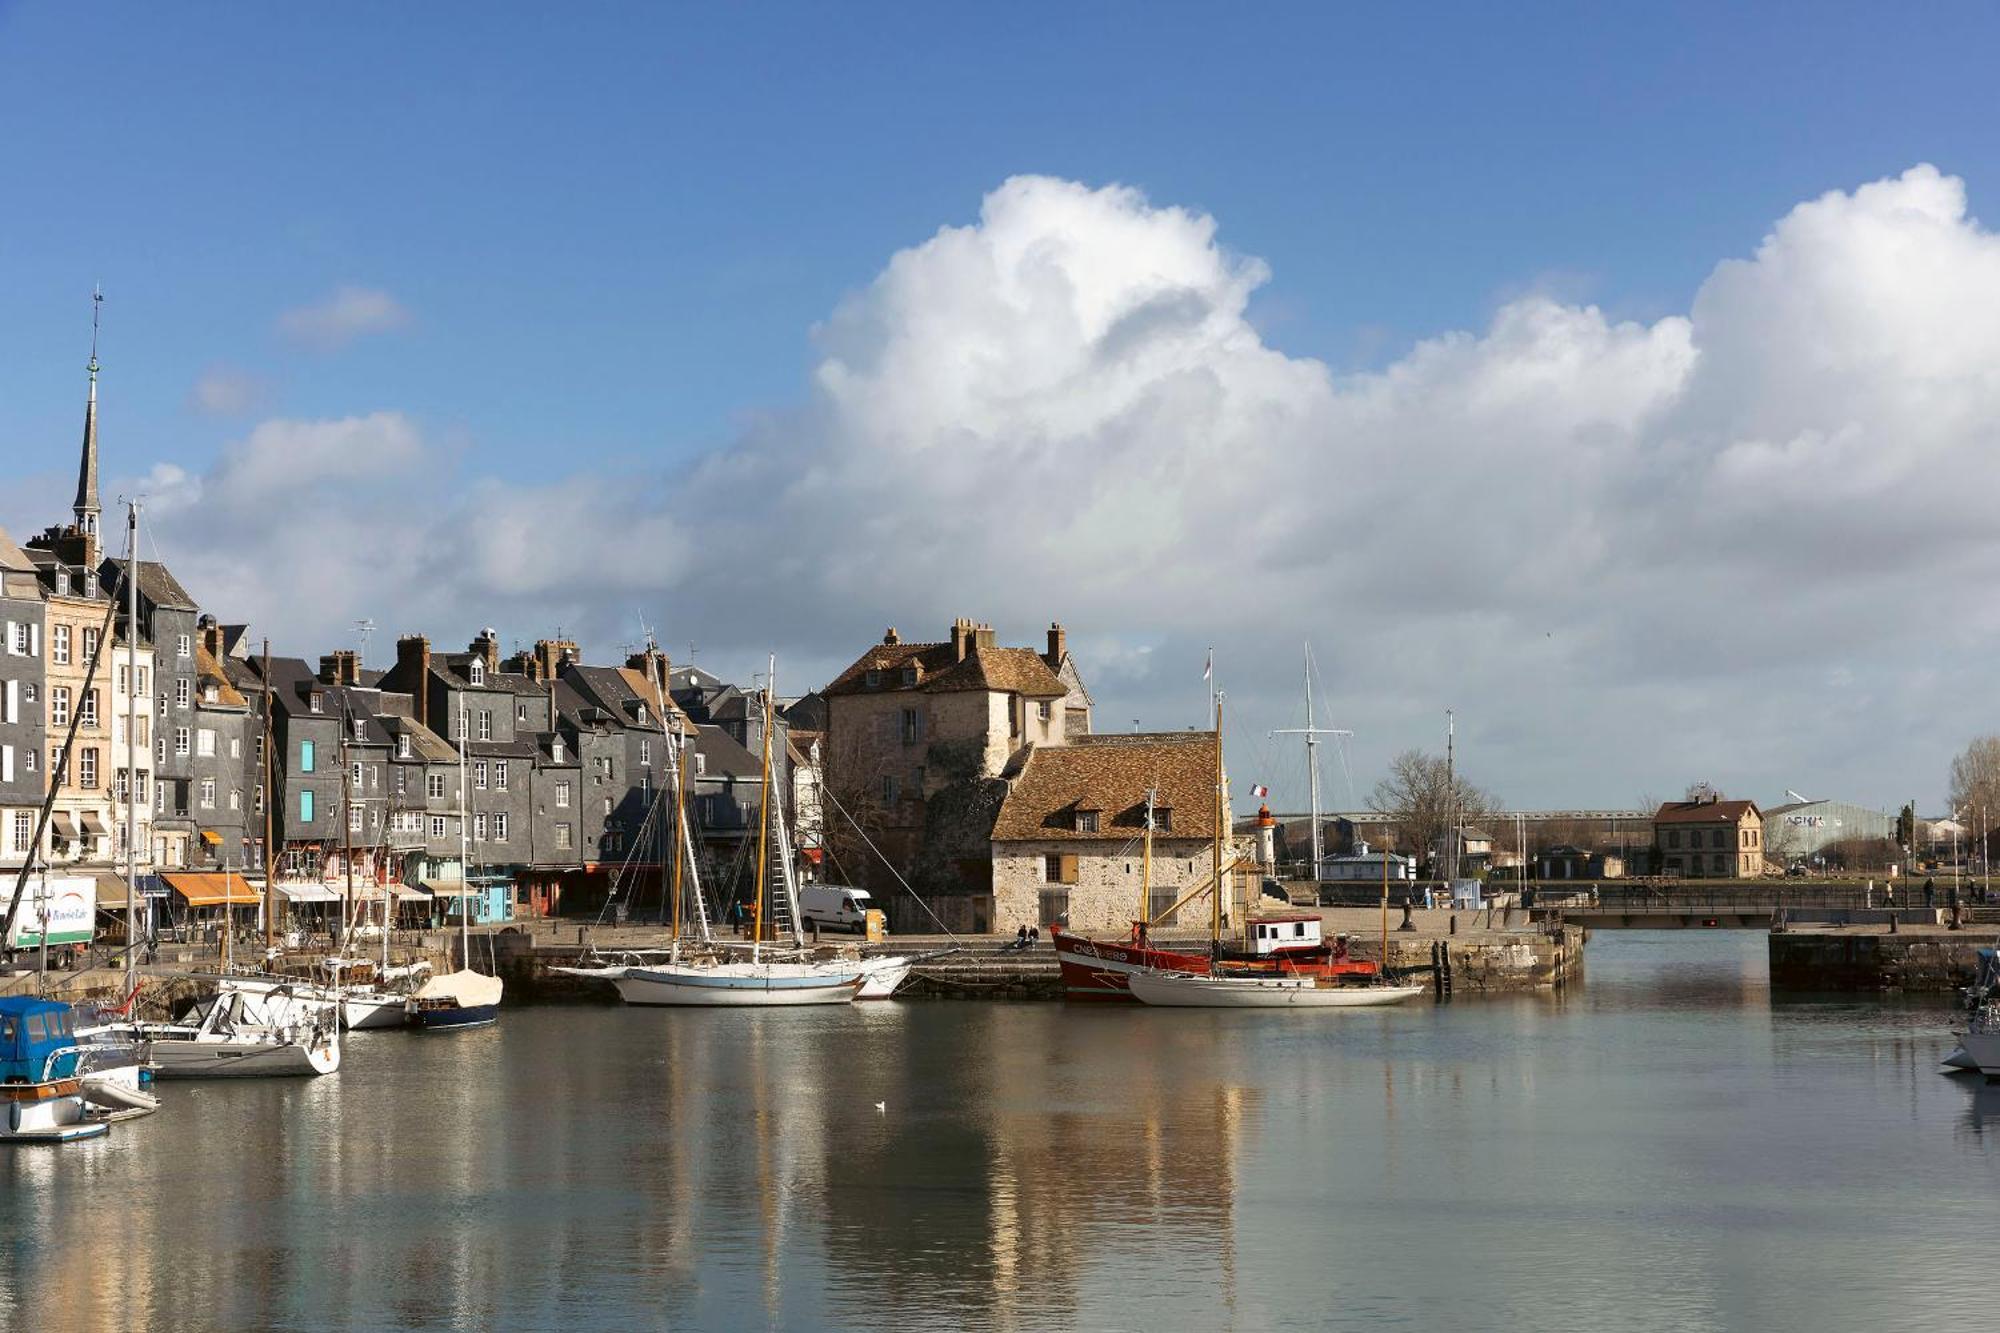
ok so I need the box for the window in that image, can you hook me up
[900,708,922,744]
[115,769,129,802]
[552,738,566,764]
[555,822,573,849]
[430,815,446,839]
[54,569,70,596]
[396,768,408,795]
[396,734,412,759]
[308,691,322,714]
[136,667,146,695]
[176,633,191,659]
[50,747,65,783]
[347,802,363,832]
[11,812,29,852]
[640,739,651,767]
[475,760,488,790]
[1038,886,1070,926]
[196,728,216,757]
[1712,854,1725,873]
[300,740,316,772]
[200,778,215,809]
[865,669,882,688]
[495,761,508,791]
[474,813,487,841]
[1666,830,1681,849]
[427,773,445,800]
[1075,810,1099,834]
[23,748,33,774]
[478,710,492,741]
[901,665,918,686]
[693,753,706,777]
[79,747,98,788]
[230,736,241,759]
[1711,829,1726,849]
[516,702,528,723]
[83,628,99,660]
[1044,853,1078,884]
[174,727,190,757]
[23,683,34,704]
[635,704,647,724]
[882,774,898,804]
[254,788,263,815]
[229,788,241,811]
[493,813,508,843]
[51,625,69,665]
[118,665,128,693]
[1154,807,1172,833]
[7,622,25,655]
[555,780,571,808]
[50,687,70,727]
[1038,701,1051,722]
[353,719,367,742]
[600,756,614,779]
[603,795,613,816]
[203,684,218,704]
[468,660,485,685]
[300,789,314,822]
[79,689,98,727]
[352,760,364,788]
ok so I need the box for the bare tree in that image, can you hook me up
[1369,749,1496,878]
[1949,737,2000,832]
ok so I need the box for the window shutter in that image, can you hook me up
[1059,853,1078,884]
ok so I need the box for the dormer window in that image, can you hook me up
[84,571,97,598]
[901,666,918,687]
[309,692,323,714]
[54,569,70,597]
[1074,809,1100,834]
[353,719,367,741]
[396,734,412,759]
[469,660,485,686]
[865,669,882,689]
[552,737,566,764]
[1153,807,1172,832]
[635,704,647,723]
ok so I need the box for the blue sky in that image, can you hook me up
[6,3,1993,486]
[5,4,2000,811]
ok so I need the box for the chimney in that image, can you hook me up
[200,621,225,662]
[973,622,996,652]
[503,651,539,682]
[469,627,501,674]
[625,647,670,686]
[1045,622,1067,670]
[395,635,431,729]
[950,618,972,662]
[534,638,578,682]
[318,650,360,686]
[883,628,900,645]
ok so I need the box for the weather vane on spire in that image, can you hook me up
[90,285,103,369]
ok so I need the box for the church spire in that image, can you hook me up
[73,286,102,543]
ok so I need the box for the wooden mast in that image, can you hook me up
[1136,787,1154,930]
[1211,693,1224,950]
[261,637,276,950]
[749,660,775,958]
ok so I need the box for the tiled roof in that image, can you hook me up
[193,645,247,708]
[693,724,763,781]
[100,557,198,611]
[992,733,1221,842]
[0,527,32,573]
[1653,799,1760,824]
[825,642,1065,699]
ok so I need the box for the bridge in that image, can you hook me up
[1523,882,2000,929]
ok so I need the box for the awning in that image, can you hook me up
[50,813,78,840]
[161,871,264,906]
[91,872,134,909]
[200,830,223,846]
[421,883,475,899]
[276,883,341,903]
[77,812,108,837]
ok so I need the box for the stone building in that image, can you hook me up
[105,556,202,870]
[824,619,1084,900]
[188,621,252,869]
[990,732,1233,934]
[1652,796,1765,878]
[0,529,47,872]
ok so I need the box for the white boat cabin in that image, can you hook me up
[1247,913,1323,956]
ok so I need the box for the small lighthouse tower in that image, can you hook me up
[1257,803,1278,872]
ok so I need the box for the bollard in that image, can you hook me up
[1889,913,1899,934]
[1399,901,1416,932]
[1449,914,1458,936]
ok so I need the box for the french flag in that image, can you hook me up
[1249,783,1270,798]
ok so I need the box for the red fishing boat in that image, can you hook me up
[1051,914,1378,1000]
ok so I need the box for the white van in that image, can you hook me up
[799,885,874,934]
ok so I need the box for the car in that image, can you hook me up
[798,884,874,934]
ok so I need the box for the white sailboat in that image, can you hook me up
[141,983,341,1078]
[407,700,505,1029]
[613,656,864,1008]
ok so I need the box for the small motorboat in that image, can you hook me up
[1126,970,1427,1008]
[1,997,113,1143]
[405,969,504,1031]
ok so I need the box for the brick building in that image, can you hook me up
[1652,796,1765,878]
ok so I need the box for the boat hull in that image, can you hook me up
[1127,971,1427,1009]
[407,1002,500,1031]
[856,957,914,1000]
[615,964,864,1007]
[1962,1028,2000,1076]
[343,992,412,1030]
[1,1083,109,1143]
[146,1032,341,1078]
[1048,928,1211,1000]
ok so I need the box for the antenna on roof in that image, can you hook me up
[355,618,376,668]
[1785,789,1812,805]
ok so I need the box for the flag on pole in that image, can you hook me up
[1203,649,1213,682]
[1249,783,1269,799]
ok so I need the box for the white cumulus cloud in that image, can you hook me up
[83,165,2000,806]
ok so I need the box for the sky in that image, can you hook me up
[4,3,2000,814]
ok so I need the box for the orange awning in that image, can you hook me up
[161,871,263,907]
[199,830,223,846]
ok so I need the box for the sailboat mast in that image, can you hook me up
[670,727,689,945]
[457,703,471,968]
[1137,787,1154,928]
[340,710,354,951]
[1304,649,1321,879]
[123,501,139,993]
[262,637,275,950]
[749,657,775,957]
[1211,692,1224,949]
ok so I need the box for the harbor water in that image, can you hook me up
[3,932,1994,1331]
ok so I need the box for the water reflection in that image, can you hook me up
[3,935,1997,1331]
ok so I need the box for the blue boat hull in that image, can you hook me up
[408,1003,500,1031]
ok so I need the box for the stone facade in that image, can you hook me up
[0,530,46,870]
[1653,797,1765,878]
[993,835,1225,933]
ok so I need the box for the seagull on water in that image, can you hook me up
[874,1101,886,1113]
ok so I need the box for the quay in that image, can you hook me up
[1768,924,1995,993]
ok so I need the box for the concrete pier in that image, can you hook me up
[1768,925,1990,992]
